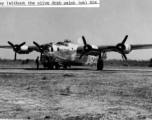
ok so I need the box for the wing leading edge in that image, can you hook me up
[0,45,39,53]
[97,44,152,52]
[131,44,152,50]
[78,35,152,60]
[0,35,152,60]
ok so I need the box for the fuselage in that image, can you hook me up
[41,41,106,66]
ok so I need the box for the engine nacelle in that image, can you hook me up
[18,45,30,54]
[21,45,28,51]
[123,44,132,54]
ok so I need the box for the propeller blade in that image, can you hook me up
[14,52,17,61]
[19,42,26,47]
[79,52,86,59]
[121,52,127,60]
[82,36,87,46]
[8,41,14,47]
[79,36,94,59]
[122,35,128,44]
[121,54,125,60]
[115,35,128,60]
[40,53,42,61]
[33,41,44,55]
[33,41,40,48]
[8,41,26,60]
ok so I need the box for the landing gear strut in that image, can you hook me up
[63,65,67,70]
[48,63,54,70]
[97,52,104,70]
[55,63,60,70]
[97,59,104,70]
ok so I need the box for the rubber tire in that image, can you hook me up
[43,63,47,68]
[55,63,60,70]
[97,59,104,70]
[48,63,54,70]
[63,65,67,70]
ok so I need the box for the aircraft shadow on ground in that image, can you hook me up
[24,67,94,71]
[25,68,152,74]
[23,68,130,72]
[0,67,92,71]
[0,67,151,74]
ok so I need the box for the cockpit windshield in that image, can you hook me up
[56,39,74,46]
[56,42,68,46]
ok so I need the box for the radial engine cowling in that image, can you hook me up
[18,46,29,54]
[123,44,132,54]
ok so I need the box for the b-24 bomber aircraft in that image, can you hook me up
[0,35,152,70]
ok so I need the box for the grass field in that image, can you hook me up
[0,59,152,119]
[0,59,151,68]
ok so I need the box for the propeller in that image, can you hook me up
[116,35,128,60]
[79,35,128,60]
[79,36,96,59]
[8,41,26,60]
[33,41,44,61]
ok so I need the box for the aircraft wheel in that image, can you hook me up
[48,63,54,70]
[63,65,67,70]
[43,63,47,68]
[97,59,104,70]
[55,63,60,70]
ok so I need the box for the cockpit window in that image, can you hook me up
[64,39,74,43]
[56,42,68,46]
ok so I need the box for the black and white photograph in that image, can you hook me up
[0,0,152,119]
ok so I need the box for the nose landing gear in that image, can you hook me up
[55,63,60,70]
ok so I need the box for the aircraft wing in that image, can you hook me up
[84,44,152,60]
[97,44,152,52]
[130,44,152,50]
[0,41,44,60]
[0,45,39,53]
[79,35,152,60]
[0,41,51,54]
[27,46,40,52]
[97,45,117,52]
[0,46,12,49]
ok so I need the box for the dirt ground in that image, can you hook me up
[0,65,152,119]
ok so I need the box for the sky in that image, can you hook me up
[0,0,152,60]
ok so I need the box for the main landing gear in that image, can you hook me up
[43,62,68,70]
[97,52,104,70]
[97,59,104,70]
[55,63,60,70]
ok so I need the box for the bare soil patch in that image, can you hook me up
[0,64,152,119]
